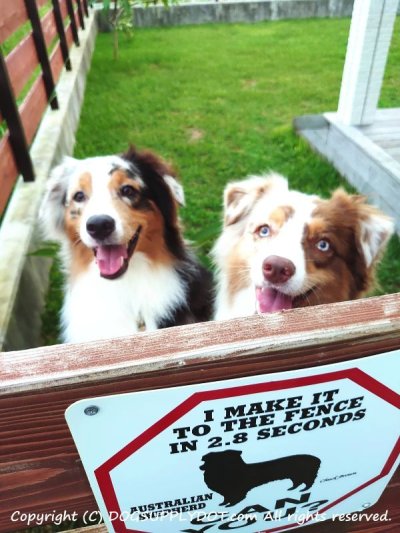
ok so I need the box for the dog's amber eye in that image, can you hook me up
[257,225,271,238]
[120,185,138,199]
[316,239,330,252]
[73,191,86,202]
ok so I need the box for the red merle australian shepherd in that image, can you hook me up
[41,147,212,343]
[213,173,394,320]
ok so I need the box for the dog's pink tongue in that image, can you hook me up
[96,245,127,276]
[256,287,293,314]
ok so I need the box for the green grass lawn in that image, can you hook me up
[42,17,400,345]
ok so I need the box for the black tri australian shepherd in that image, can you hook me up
[40,146,213,343]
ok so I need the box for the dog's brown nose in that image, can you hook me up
[263,255,295,284]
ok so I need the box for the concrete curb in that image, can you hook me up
[0,11,98,351]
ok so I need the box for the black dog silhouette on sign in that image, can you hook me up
[200,450,321,506]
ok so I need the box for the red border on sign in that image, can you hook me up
[94,368,400,533]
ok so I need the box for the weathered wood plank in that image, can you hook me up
[19,75,48,144]
[368,131,400,140]
[358,109,400,131]
[368,109,400,122]
[65,524,107,533]
[60,0,69,20]
[5,33,38,99]
[1,294,400,532]
[50,42,65,84]
[2,293,400,395]
[0,0,28,44]
[65,23,74,48]
[41,9,58,47]
[361,119,400,133]
[367,134,400,143]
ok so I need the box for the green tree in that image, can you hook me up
[102,0,173,59]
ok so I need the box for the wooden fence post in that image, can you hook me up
[66,0,80,46]
[0,51,35,183]
[76,0,85,29]
[52,0,72,70]
[337,0,398,126]
[24,0,59,110]
[82,0,89,18]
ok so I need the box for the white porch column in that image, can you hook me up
[337,0,398,126]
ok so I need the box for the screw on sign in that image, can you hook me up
[84,405,99,416]
[66,353,400,533]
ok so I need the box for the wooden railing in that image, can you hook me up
[1,293,400,532]
[0,0,89,216]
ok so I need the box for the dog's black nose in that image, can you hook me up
[86,215,116,240]
[263,255,296,284]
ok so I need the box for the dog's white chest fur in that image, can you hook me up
[215,284,255,321]
[62,252,185,343]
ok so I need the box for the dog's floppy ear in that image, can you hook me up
[40,156,78,240]
[163,174,185,206]
[123,146,185,206]
[356,200,394,267]
[328,190,394,268]
[223,173,288,226]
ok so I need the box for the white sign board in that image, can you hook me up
[66,350,400,533]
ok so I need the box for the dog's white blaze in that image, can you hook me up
[62,252,186,343]
[80,179,123,247]
[63,156,139,248]
[249,193,317,295]
[214,286,255,321]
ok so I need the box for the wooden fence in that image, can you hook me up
[1,293,400,533]
[0,0,89,216]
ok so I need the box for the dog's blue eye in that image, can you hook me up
[121,185,137,199]
[258,225,270,238]
[317,239,330,252]
[73,191,85,202]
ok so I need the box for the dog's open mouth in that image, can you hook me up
[94,226,142,280]
[255,286,316,314]
[256,287,293,314]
